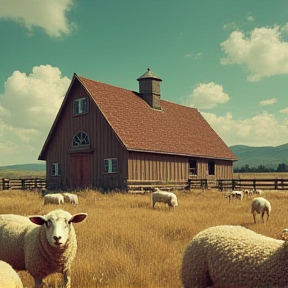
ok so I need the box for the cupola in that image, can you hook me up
[137,68,162,110]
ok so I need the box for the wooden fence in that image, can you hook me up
[1,177,288,191]
[1,178,46,190]
[217,178,288,191]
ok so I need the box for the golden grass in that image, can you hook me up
[1,189,288,288]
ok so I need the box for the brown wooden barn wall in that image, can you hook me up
[45,80,128,190]
[127,152,233,184]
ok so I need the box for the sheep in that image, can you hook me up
[251,197,271,224]
[253,188,264,195]
[0,260,23,288]
[181,225,288,288]
[43,193,64,205]
[63,193,78,205]
[152,188,178,209]
[227,190,243,202]
[0,209,87,288]
[243,188,253,197]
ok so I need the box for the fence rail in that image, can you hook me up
[1,178,46,190]
[1,177,288,191]
[218,178,288,191]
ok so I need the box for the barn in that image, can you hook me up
[38,68,237,191]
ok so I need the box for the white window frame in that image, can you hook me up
[52,163,61,176]
[104,158,118,173]
[73,97,89,115]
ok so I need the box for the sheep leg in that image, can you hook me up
[252,212,256,224]
[64,268,71,288]
[34,277,44,288]
[261,212,265,223]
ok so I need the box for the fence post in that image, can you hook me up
[2,178,10,190]
[274,180,278,190]
[21,179,25,190]
[253,179,256,190]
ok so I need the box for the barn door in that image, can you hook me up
[70,154,91,189]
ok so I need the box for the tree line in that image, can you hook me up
[234,163,288,173]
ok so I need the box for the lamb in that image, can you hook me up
[63,193,79,205]
[251,197,271,224]
[152,188,178,208]
[0,209,87,288]
[0,260,23,288]
[43,193,64,205]
[181,225,288,288]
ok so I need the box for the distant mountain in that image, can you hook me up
[230,143,288,169]
[0,163,46,171]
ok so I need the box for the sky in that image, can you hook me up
[1,0,288,166]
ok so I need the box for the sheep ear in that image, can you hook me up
[29,216,46,226]
[69,213,87,224]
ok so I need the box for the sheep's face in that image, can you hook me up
[29,209,87,248]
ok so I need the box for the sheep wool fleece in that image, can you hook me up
[181,225,288,288]
[0,260,23,288]
[0,212,78,281]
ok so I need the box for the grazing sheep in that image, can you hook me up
[152,188,178,208]
[251,197,271,224]
[227,190,243,202]
[43,193,64,205]
[181,225,288,288]
[0,260,23,288]
[254,189,264,195]
[0,209,87,288]
[281,228,288,241]
[63,193,78,205]
[243,188,253,197]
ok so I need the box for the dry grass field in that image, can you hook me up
[1,188,288,288]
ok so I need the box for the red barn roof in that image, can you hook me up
[73,74,237,161]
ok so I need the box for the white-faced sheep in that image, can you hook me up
[0,260,23,288]
[44,193,64,205]
[227,190,243,202]
[251,197,271,224]
[181,225,288,288]
[63,193,78,205]
[0,209,87,288]
[152,188,178,209]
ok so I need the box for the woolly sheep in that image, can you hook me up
[254,189,264,195]
[152,188,178,208]
[44,193,64,205]
[227,190,243,202]
[251,197,271,224]
[181,225,288,288]
[0,209,87,288]
[63,193,78,205]
[0,260,23,288]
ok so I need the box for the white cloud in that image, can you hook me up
[259,98,277,106]
[280,107,288,114]
[0,0,75,37]
[185,82,229,109]
[221,26,288,81]
[0,65,70,165]
[202,111,288,147]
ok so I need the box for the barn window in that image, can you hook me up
[72,131,90,147]
[208,161,215,175]
[52,163,61,176]
[104,158,118,173]
[189,160,197,175]
[73,97,89,115]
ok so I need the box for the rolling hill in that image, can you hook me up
[230,143,288,169]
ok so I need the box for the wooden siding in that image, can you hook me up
[45,81,128,190]
[128,152,233,185]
